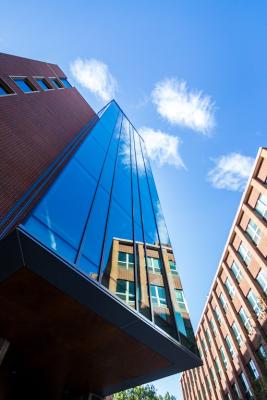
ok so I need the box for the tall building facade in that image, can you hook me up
[181,148,267,400]
[0,53,201,399]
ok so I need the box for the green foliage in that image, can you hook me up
[112,384,176,400]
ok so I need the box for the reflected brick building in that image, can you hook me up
[0,53,201,400]
[181,148,267,400]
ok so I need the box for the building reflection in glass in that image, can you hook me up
[21,100,197,354]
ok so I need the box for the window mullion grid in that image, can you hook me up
[222,261,267,345]
[203,314,226,397]
[217,277,260,392]
[198,327,220,400]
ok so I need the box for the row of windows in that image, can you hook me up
[117,251,179,275]
[0,76,72,96]
[115,278,186,310]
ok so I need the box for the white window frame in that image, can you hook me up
[116,280,135,305]
[147,256,162,274]
[225,277,235,298]
[248,359,260,380]
[219,292,228,311]
[225,335,236,358]
[255,194,267,220]
[214,306,222,325]
[175,289,187,310]
[118,251,134,270]
[256,269,267,294]
[239,307,253,333]
[150,285,167,308]
[231,261,242,283]
[246,219,262,245]
[238,243,252,266]
[247,290,261,316]
[232,322,243,347]
[240,372,253,396]
[220,347,228,369]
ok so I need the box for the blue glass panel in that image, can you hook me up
[60,78,72,88]
[78,185,110,271]
[23,159,97,256]
[36,79,50,91]
[51,79,62,89]
[25,215,76,263]
[0,83,9,95]
[74,136,105,181]
[14,79,35,93]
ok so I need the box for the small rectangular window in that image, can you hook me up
[255,194,267,220]
[0,79,13,96]
[256,269,267,294]
[247,359,260,380]
[238,243,252,266]
[147,256,162,274]
[246,219,262,245]
[36,78,52,91]
[231,261,242,283]
[60,78,72,88]
[51,78,63,89]
[13,78,37,93]
[150,285,167,307]
[239,307,253,333]
[118,251,134,269]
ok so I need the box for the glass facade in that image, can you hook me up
[21,100,196,352]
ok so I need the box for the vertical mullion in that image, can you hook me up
[132,128,154,323]
[129,125,139,313]
[139,137,180,341]
[74,110,120,265]
[97,116,124,282]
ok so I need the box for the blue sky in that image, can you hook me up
[1,1,267,398]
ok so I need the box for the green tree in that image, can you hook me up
[112,384,176,400]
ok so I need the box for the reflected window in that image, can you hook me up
[147,256,162,274]
[175,289,187,310]
[214,306,222,325]
[151,285,167,307]
[169,260,178,275]
[118,251,134,269]
[116,279,135,306]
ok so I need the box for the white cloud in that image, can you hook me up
[152,79,215,134]
[70,58,117,101]
[139,127,185,169]
[207,153,254,191]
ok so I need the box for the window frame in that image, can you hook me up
[11,76,38,93]
[0,78,15,97]
[150,285,167,308]
[255,193,267,220]
[34,76,54,91]
[49,77,64,89]
[256,269,267,295]
[246,219,262,245]
[118,251,134,270]
[231,261,243,283]
[232,322,243,347]
[147,256,162,274]
[238,243,252,266]
[239,307,253,333]
[115,279,135,306]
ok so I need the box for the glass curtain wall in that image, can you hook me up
[21,100,196,351]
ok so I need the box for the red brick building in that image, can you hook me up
[181,148,267,400]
